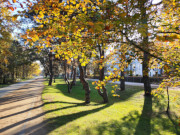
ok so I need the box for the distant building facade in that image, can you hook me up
[125,59,163,77]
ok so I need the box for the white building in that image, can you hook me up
[125,59,162,77]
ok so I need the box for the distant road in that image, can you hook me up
[87,78,159,88]
[0,78,46,135]
[0,76,43,98]
[87,78,180,90]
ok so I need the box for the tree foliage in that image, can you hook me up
[3,0,178,103]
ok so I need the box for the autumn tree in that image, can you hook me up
[0,2,14,83]
[151,0,180,113]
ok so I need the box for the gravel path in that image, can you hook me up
[0,78,47,135]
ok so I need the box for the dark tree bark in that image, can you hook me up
[45,73,48,78]
[11,68,15,83]
[25,65,28,78]
[120,71,125,91]
[67,64,70,79]
[70,66,73,79]
[84,65,87,78]
[143,52,151,96]
[70,59,77,90]
[22,64,25,79]
[93,69,96,78]
[71,66,76,86]
[48,52,53,86]
[16,67,18,78]
[141,1,151,96]
[97,46,108,103]
[166,86,170,113]
[54,76,56,83]
[64,60,71,93]
[3,75,6,84]
[79,62,91,104]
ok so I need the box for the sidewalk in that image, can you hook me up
[86,78,159,88]
[0,77,41,98]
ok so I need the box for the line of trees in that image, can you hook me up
[2,0,179,105]
[0,40,41,84]
[0,1,42,85]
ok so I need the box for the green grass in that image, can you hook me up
[18,77,34,82]
[0,84,10,88]
[0,77,33,88]
[42,79,180,135]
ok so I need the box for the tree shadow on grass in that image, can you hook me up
[82,111,179,135]
[82,97,179,135]
[55,80,144,104]
[41,79,179,135]
[134,96,179,135]
[134,96,152,135]
[0,101,110,135]
[18,103,110,135]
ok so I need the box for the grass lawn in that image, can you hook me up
[0,84,10,88]
[42,79,180,135]
[0,77,34,88]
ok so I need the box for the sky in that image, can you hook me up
[152,0,162,4]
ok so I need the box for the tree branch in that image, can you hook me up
[158,31,180,35]
[119,31,163,61]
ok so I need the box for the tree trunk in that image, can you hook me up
[120,71,125,91]
[16,67,18,78]
[143,52,151,96]
[3,75,6,84]
[22,64,25,79]
[64,60,71,93]
[71,66,76,86]
[12,69,15,83]
[166,86,170,114]
[48,52,53,86]
[54,76,56,83]
[70,64,77,90]
[84,65,87,78]
[79,63,91,104]
[67,64,70,79]
[99,68,108,103]
[25,65,28,78]
[141,1,151,96]
[70,66,73,79]
[98,47,108,103]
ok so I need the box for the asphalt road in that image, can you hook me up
[0,78,47,135]
[86,78,159,88]
[0,77,43,98]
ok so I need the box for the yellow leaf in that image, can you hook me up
[92,6,96,10]
[67,60,71,64]
[12,16,17,21]
[55,54,60,59]
[81,62,86,66]
[88,22,94,26]
[69,9,74,14]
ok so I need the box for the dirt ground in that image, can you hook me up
[0,78,47,135]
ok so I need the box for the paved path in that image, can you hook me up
[87,79,180,90]
[87,78,159,88]
[0,77,41,98]
[0,78,47,135]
